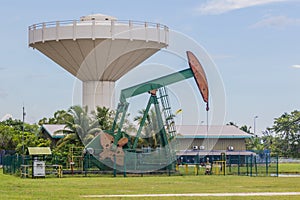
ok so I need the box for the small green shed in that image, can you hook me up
[28,147,52,178]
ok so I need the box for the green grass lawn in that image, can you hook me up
[279,163,300,173]
[1,170,300,200]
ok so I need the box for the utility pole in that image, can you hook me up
[254,116,258,135]
[22,106,26,154]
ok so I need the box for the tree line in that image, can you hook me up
[235,110,300,158]
[1,107,300,160]
[0,105,153,166]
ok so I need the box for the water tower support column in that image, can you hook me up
[82,81,115,111]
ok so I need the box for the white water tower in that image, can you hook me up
[28,14,169,110]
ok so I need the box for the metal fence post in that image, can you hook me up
[246,156,248,176]
[238,154,240,176]
[228,155,231,174]
[276,154,279,177]
[123,155,126,177]
[254,156,257,176]
[266,154,269,176]
[113,154,116,177]
[250,154,253,177]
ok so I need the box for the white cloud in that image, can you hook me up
[196,0,287,15]
[291,65,300,68]
[251,15,300,28]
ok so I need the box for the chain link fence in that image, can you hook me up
[2,151,285,177]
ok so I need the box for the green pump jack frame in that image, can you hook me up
[109,67,195,150]
[84,51,208,172]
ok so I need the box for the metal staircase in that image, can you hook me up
[158,86,179,169]
[158,86,177,140]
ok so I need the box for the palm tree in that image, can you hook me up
[91,106,114,130]
[63,105,102,145]
[38,110,73,125]
[246,136,264,151]
[134,108,161,148]
[240,125,252,134]
[272,111,300,157]
[52,106,104,166]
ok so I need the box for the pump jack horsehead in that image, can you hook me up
[187,51,209,111]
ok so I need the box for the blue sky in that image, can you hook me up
[0,0,299,135]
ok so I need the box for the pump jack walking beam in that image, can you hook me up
[110,51,209,150]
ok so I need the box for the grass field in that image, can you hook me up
[279,163,300,173]
[1,170,300,200]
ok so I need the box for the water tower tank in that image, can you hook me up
[28,14,169,110]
